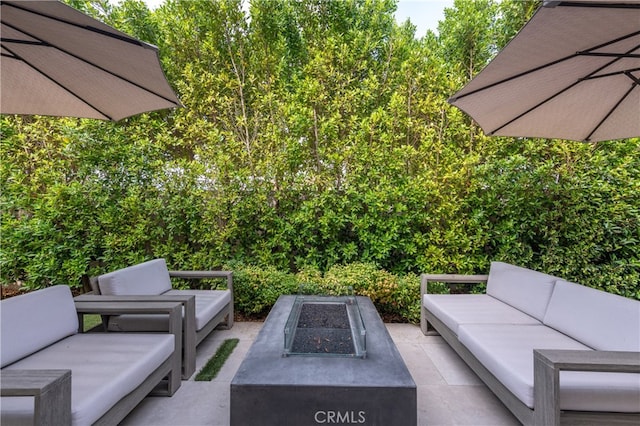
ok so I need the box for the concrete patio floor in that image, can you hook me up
[121,322,520,426]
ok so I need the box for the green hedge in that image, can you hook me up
[1,0,638,305]
[230,262,421,323]
[2,117,638,302]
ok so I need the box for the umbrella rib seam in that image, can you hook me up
[489,38,640,139]
[558,2,640,10]
[2,19,180,109]
[581,67,640,81]
[452,31,640,102]
[576,29,640,58]
[487,80,581,137]
[448,54,575,102]
[449,2,639,141]
[585,82,637,142]
[625,72,640,86]
[1,1,146,48]
[1,42,112,120]
[1,0,181,121]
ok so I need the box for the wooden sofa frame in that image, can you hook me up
[80,269,234,379]
[1,370,72,425]
[420,274,640,426]
[1,300,183,426]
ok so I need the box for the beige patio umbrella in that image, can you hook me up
[448,0,640,142]
[1,0,181,121]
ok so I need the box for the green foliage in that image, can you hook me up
[437,0,499,81]
[232,264,299,316]
[195,338,239,381]
[465,139,640,298]
[230,262,420,322]
[2,0,638,309]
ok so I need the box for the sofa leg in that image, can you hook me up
[420,305,428,335]
[225,310,234,329]
[420,307,439,336]
[533,351,560,426]
[182,339,196,380]
[423,321,440,336]
[217,306,234,330]
[1,370,72,426]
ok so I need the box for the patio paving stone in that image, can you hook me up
[121,322,519,426]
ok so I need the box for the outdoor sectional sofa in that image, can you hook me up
[0,285,182,426]
[78,258,234,379]
[421,261,640,426]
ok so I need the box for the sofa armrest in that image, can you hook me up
[1,369,71,426]
[168,270,234,332]
[420,274,489,295]
[74,294,195,333]
[533,349,640,426]
[420,274,489,335]
[168,270,233,292]
[74,300,183,394]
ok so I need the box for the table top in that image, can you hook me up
[231,295,415,388]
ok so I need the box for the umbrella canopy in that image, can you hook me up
[1,0,181,121]
[448,0,640,142]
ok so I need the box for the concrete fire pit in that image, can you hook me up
[230,295,416,425]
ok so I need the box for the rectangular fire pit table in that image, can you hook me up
[230,295,416,425]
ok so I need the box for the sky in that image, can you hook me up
[395,0,454,37]
[138,0,454,38]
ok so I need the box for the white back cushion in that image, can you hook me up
[1,286,78,367]
[544,280,640,351]
[487,262,559,321]
[98,258,172,295]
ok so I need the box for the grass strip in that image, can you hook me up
[195,338,239,381]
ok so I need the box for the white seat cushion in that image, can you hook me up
[166,289,231,330]
[423,294,540,335]
[1,286,78,367]
[2,333,173,426]
[98,258,172,296]
[458,324,640,412]
[486,262,559,321]
[108,289,231,332]
[544,280,640,351]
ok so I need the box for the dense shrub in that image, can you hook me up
[231,264,299,317]
[1,0,638,307]
[229,262,421,322]
[464,140,640,299]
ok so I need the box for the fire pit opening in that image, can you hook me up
[284,296,367,358]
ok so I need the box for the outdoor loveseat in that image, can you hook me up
[0,285,182,426]
[78,258,234,379]
[421,261,640,426]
